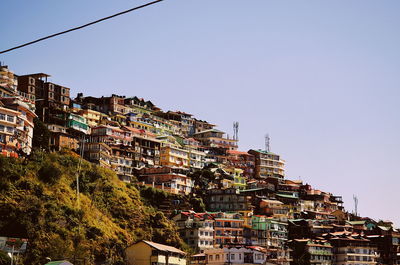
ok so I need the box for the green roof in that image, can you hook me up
[44,261,73,265]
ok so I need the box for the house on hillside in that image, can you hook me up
[125,240,186,265]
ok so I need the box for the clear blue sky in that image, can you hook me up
[1,0,399,226]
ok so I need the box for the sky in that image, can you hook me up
[1,0,399,226]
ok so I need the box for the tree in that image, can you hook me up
[32,118,50,151]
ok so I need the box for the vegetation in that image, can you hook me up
[0,150,186,265]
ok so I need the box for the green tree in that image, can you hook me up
[32,118,50,151]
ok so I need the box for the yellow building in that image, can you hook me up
[78,109,101,127]
[159,136,190,168]
[125,240,186,265]
[223,167,246,190]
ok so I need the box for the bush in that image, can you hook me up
[38,162,62,184]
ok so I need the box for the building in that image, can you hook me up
[0,97,37,155]
[209,212,245,246]
[324,232,379,265]
[251,216,288,250]
[125,240,186,265]
[158,135,190,168]
[225,150,255,179]
[204,246,270,265]
[193,129,238,151]
[172,212,215,251]
[206,188,252,212]
[290,239,333,265]
[0,103,20,157]
[137,167,193,195]
[0,64,18,98]
[248,150,285,179]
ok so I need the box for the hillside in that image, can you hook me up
[0,150,187,265]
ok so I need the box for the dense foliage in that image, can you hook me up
[0,150,186,265]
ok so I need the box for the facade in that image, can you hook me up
[125,240,186,265]
[225,150,255,179]
[248,150,285,179]
[48,124,79,151]
[172,212,215,251]
[0,97,36,155]
[0,65,18,98]
[251,216,288,250]
[206,188,252,212]
[0,104,20,157]
[137,167,193,195]
[204,247,269,265]
[290,239,333,265]
[209,212,245,246]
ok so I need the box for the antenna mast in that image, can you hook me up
[353,195,358,216]
[233,122,239,141]
[265,134,270,152]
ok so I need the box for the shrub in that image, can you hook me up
[38,162,62,185]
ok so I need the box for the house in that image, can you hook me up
[125,240,186,265]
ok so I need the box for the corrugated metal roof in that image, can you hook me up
[142,240,186,255]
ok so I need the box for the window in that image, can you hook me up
[231,254,235,260]
[0,114,5,120]
[6,127,13,133]
[208,255,213,261]
[0,125,4,132]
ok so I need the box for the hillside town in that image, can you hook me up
[0,63,399,265]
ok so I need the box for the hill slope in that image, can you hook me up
[0,150,186,265]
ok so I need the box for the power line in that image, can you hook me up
[0,0,165,55]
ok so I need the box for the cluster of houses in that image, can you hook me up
[1,65,399,265]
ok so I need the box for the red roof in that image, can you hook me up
[227,150,250,156]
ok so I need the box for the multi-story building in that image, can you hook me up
[84,142,112,168]
[0,65,18,98]
[366,225,400,265]
[0,103,21,157]
[251,216,288,250]
[223,167,246,190]
[137,167,193,195]
[206,188,252,212]
[326,232,379,265]
[47,124,79,151]
[204,247,270,265]
[158,135,190,168]
[125,126,161,168]
[1,97,37,155]
[210,212,245,246]
[248,149,285,179]
[290,239,333,265]
[194,129,238,151]
[78,109,101,127]
[225,150,255,179]
[172,212,215,251]
[66,113,89,135]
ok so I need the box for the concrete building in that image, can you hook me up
[248,150,285,179]
[0,65,18,98]
[172,212,215,251]
[290,239,333,265]
[208,212,245,246]
[204,246,271,265]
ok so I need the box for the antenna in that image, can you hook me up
[265,134,270,152]
[353,195,358,216]
[233,122,239,141]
